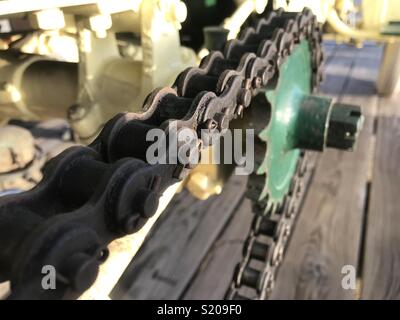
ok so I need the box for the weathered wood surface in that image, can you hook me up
[182,199,253,299]
[361,93,400,299]
[111,174,247,300]
[271,44,381,299]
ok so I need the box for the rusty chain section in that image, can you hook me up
[226,151,317,300]
[0,7,323,299]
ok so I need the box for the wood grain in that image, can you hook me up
[361,94,400,299]
[182,199,253,300]
[271,45,381,299]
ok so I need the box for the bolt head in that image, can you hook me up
[121,215,140,234]
[238,89,252,108]
[62,253,99,293]
[136,189,159,218]
[252,77,262,89]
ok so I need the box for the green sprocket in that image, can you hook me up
[255,40,312,210]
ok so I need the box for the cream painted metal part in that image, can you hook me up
[377,42,400,96]
[361,0,400,31]
[0,0,196,140]
[79,181,182,300]
[199,0,269,61]
[283,0,331,23]
[326,8,399,44]
[0,0,142,17]
[15,31,80,62]
[185,145,224,200]
[29,8,66,30]
[0,0,97,16]
[0,53,78,122]
[70,0,197,142]
[186,168,223,200]
[224,0,269,40]
[283,0,400,43]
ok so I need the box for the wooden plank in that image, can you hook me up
[0,282,9,299]
[271,45,381,299]
[110,174,247,300]
[361,93,400,299]
[319,44,361,96]
[182,199,253,300]
[322,41,343,66]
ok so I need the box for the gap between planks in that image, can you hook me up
[361,91,400,299]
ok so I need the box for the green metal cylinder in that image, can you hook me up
[295,95,332,151]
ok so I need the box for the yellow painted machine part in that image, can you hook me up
[282,0,400,43]
[224,0,269,39]
[361,0,400,30]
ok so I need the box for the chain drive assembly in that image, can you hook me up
[0,8,325,299]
